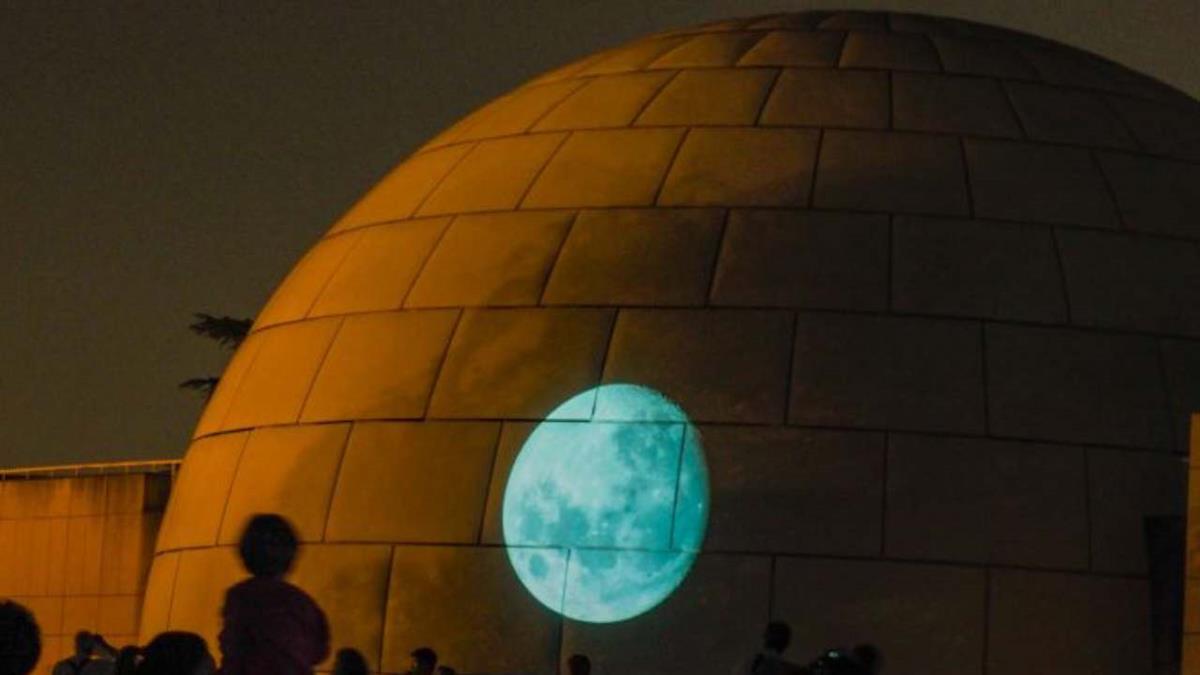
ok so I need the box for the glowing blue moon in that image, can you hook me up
[502,383,709,623]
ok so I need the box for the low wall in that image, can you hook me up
[0,464,175,673]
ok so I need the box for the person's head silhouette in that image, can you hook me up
[0,601,40,675]
[410,647,437,675]
[333,648,370,675]
[238,513,299,577]
[136,632,214,675]
[113,645,142,675]
[567,653,592,675]
[72,631,93,659]
[763,621,791,654]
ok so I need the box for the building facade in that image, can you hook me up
[0,464,173,674]
[138,11,1200,675]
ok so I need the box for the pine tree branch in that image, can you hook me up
[188,313,252,349]
[179,377,219,399]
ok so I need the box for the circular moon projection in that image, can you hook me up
[502,383,709,623]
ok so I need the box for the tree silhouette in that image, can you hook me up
[180,313,253,398]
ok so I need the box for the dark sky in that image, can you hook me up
[3,1,1199,468]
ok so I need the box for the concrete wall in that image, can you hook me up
[0,472,170,674]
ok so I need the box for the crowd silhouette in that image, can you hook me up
[735,621,880,675]
[0,513,881,675]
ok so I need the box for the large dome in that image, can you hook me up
[143,10,1200,675]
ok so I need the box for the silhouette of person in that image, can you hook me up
[567,654,591,675]
[112,646,141,675]
[137,632,213,675]
[332,648,369,675]
[734,621,808,675]
[435,667,456,675]
[0,600,40,675]
[408,647,437,675]
[218,513,330,675]
[53,632,93,675]
[90,635,118,663]
[53,632,114,675]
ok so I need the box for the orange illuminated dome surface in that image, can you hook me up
[144,10,1200,675]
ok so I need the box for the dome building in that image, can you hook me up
[141,11,1200,675]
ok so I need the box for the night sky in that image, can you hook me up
[4,1,1199,467]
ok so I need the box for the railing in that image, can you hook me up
[0,458,182,480]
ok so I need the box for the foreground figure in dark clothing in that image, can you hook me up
[0,601,40,675]
[408,647,437,675]
[112,645,142,675]
[138,633,213,675]
[331,649,369,675]
[53,631,117,675]
[566,654,591,675]
[218,514,330,675]
[734,621,808,675]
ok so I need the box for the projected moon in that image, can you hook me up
[502,384,709,623]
